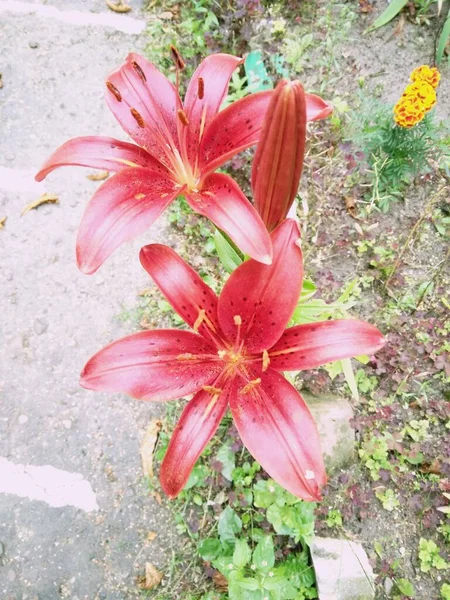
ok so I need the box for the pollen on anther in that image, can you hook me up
[177,109,189,126]
[170,45,185,71]
[202,385,222,395]
[193,309,206,332]
[130,108,145,128]
[233,315,242,326]
[241,378,261,394]
[135,193,145,200]
[106,81,122,102]
[131,60,147,83]
[198,77,204,100]
[262,349,270,372]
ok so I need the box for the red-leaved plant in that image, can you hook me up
[80,220,385,500]
[35,52,332,274]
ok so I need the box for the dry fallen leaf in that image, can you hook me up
[149,490,162,505]
[140,419,163,479]
[141,563,163,590]
[86,170,109,181]
[147,531,158,542]
[344,195,358,219]
[213,572,228,592]
[106,0,132,12]
[393,13,406,36]
[0,217,6,229]
[21,193,59,216]
[159,10,173,19]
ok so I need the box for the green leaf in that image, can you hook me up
[300,279,317,301]
[253,480,278,508]
[396,578,415,597]
[367,0,408,31]
[374,541,383,559]
[213,230,244,273]
[184,464,210,489]
[233,539,252,569]
[252,535,275,569]
[437,9,450,64]
[198,538,222,561]
[218,506,242,544]
[216,443,236,481]
[341,358,359,402]
[244,50,273,92]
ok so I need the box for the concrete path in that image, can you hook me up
[0,2,181,598]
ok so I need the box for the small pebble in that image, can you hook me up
[384,577,394,596]
[7,569,16,582]
[5,154,15,161]
[95,276,105,286]
[18,414,29,425]
[28,41,39,49]
[62,419,72,430]
[33,318,49,335]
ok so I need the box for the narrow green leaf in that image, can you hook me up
[367,0,409,31]
[213,230,244,273]
[437,10,450,65]
[341,358,359,402]
[244,50,273,92]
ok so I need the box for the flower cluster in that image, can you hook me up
[37,51,385,502]
[394,65,440,128]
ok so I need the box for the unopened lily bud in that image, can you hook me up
[252,79,306,232]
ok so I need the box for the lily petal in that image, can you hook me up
[183,53,243,165]
[269,320,385,371]
[305,93,334,121]
[186,173,272,266]
[218,219,302,353]
[80,330,222,401]
[160,377,230,498]
[76,168,181,274]
[35,136,166,182]
[199,91,272,176]
[104,53,182,168]
[139,244,222,345]
[229,369,326,501]
[199,90,332,176]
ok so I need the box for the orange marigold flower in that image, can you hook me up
[403,81,436,111]
[394,95,426,128]
[410,65,440,89]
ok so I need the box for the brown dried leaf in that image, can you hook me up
[0,217,6,229]
[141,563,163,590]
[147,531,158,542]
[106,0,132,13]
[150,490,162,505]
[21,193,59,216]
[344,196,358,219]
[213,572,228,592]
[140,419,162,479]
[420,459,442,475]
[86,170,109,181]
[138,287,152,297]
[393,13,405,36]
[159,10,173,19]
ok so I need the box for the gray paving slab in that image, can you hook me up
[0,4,181,599]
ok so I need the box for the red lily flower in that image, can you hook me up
[35,52,333,274]
[80,219,385,500]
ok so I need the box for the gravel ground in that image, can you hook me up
[0,2,181,598]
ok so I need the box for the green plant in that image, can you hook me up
[325,509,343,528]
[375,488,400,511]
[359,435,393,480]
[346,95,450,212]
[418,538,449,572]
[442,583,450,600]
